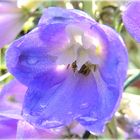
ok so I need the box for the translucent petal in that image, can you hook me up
[122,1,140,42]
[23,71,98,129]
[22,66,123,135]
[0,116,17,138]
[0,2,25,48]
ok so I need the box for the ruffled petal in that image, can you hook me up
[22,60,126,135]
[122,1,140,42]
[100,25,128,86]
[97,25,128,120]
[59,25,127,135]
[23,71,99,129]
[38,7,96,26]
[6,16,106,87]
[22,67,119,134]
[78,25,127,134]
[6,26,63,85]
[6,6,109,88]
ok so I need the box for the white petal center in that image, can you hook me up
[56,24,104,72]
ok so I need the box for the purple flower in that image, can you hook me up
[122,0,140,42]
[0,1,26,49]
[6,7,128,135]
[0,116,18,138]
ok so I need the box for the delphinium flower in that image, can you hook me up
[0,1,26,49]
[6,7,128,135]
[122,0,140,42]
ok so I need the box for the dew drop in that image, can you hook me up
[77,116,97,125]
[41,119,63,128]
[79,116,97,122]
[40,104,47,109]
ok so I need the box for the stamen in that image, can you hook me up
[67,64,70,69]
[93,65,97,72]
[71,61,96,76]
[72,61,77,72]
[78,64,91,76]
[56,24,103,76]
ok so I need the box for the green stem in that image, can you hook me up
[0,73,10,82]
[82,0,93,17]
[124,71,140,90]
[106,118,118,138]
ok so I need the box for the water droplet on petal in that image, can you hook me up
[41,119,63,128]
[77,116,97,125]
[80,102,89,109]
[23,113,29,117]
[40,104,47,109]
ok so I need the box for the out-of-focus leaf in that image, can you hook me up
[23,17,35,33]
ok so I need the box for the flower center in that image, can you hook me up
[71,61,97,75]
[56,24,103,75]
